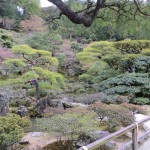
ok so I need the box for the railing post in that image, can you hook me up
[132,127,138,150]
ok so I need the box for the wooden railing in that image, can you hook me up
[78,117,150,150]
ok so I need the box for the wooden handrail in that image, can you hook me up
[78,116,150,150]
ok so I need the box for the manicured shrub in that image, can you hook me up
[89,102,134,132]
[0,114,30,149]
[37,112,99,149]
[114,40,150,54]
[131,97,150,105]
[98,73,150,97]
[120,103,146,114]
[26,32,62,52]
[0,29,13,48]
[75,93,106,104]
[100,95,129,104]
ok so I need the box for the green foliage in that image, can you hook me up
[0,114,30,149]
[131,97,150,105]
[78,40,150,102]
[71,41,82,52]
[22,71,39,81]
[89,102,134,132]
[12,44,33,55]
[120,103,146,114]
[25,32,62,52]
[10,99,31,107]
[100,95,129,105]
[98,73,150,97]
[0,44,65,100]
[37,112,99,148]
[142,48,150,56]
[114,40,150,54]
[79,74,92,83]
[0,29,13,48]
[2,58,26,74]
[18,0,41,15]
[0,0,21,19]
[0,0,40,19]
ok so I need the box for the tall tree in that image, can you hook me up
[48,0,150,27]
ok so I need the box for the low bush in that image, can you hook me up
[10,98,31,107]
[26,32,63,52]
[71,41,82,52]
[101,95,129,104]
[114,40,150,54]
[0,29,13,48]
[120,103,146,114]
[89,102,134,132]
[76,93,106,105]
[0,114,30,149]
[37,112,99,149]
[131,97,150,105]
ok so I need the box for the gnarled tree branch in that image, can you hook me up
[48,0,150,27]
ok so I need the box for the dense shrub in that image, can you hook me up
[10,98,31,107]
[98,73,150,97]
[0,114,30,149]
[89,102,134,132]
[75,93,106,104]
[120,103,146,114]
[37,112,99,149]
[131,97,150,105]
[142,48,150,56]
[71,41,82,52]
[100,95,129,104]
[77,41,117,70]
[114,40,150,54]
[0,29,13,48]
[26,32,63,52]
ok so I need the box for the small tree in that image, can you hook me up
[0,44,65,103]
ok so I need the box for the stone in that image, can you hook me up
[17,105,28,117]
[30,132,44,137]
[20,139,29,144]
[105,141,116,148]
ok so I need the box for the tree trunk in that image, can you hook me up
[34,80,40,104]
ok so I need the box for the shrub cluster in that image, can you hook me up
[89,102,134,132]
[0,114,30,149]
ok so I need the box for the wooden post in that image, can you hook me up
[132,128,138,150]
